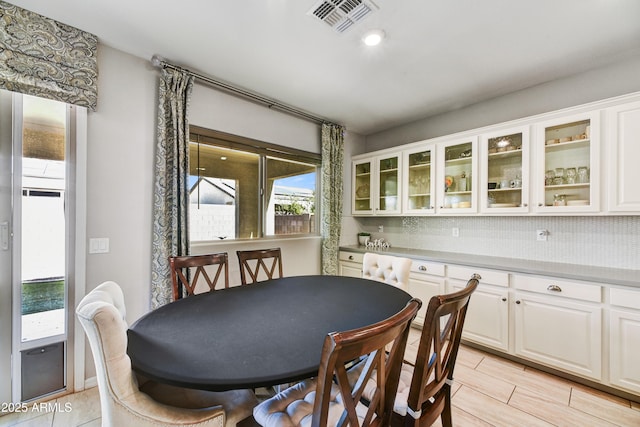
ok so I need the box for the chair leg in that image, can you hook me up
[441,386,453,427]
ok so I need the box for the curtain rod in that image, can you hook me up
[151,55,331,125]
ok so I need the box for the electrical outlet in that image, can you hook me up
[452,227,459,237]
[537,229,548,241]
[378,225,384,233]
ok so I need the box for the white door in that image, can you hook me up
[0,90,80,402]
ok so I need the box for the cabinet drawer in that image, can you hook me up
[339,251,363,264]
[512,274,602,303]
[448,265,508,287]
[410,260,445,277]
[610,287,640,309]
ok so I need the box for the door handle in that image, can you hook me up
[1,221,8,250]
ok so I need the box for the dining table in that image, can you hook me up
[127,275,413,392]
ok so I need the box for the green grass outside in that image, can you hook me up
[21,279,65,315]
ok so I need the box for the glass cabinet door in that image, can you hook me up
[404,146,434,214]
[352,158,373,215]
[437,137,477,213]
[535,113,599,212]
[481,127,529,213]
[377,154,402,215]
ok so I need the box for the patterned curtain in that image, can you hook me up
[321,123,344,275]
[0,1,98,109]
[151,68,194,308]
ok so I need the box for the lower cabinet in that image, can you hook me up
[609,287,640,395]
[448,265,510,352]
[408,260,445,326]
[338,251,363,278]
[512,274,602,381]
[338,249,640,397]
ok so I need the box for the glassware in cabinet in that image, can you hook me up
[404,147,434,213]
[535,113,599,212]
[437,137,477,212]
[481,127,530,212]
[377,154,401,214]
[352,159,373,215]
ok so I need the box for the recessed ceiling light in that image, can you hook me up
[363,29,385,46]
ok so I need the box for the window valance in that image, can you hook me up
[0,1,98,109]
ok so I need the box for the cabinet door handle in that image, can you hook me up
[547,284,562,292]
[516,300,521,304]
[523,203,528,207]
[538,202,543,207]
[419,265,427,272]
[348,255,354,261]
[501,297,507,302]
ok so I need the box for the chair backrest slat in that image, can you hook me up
[236,248,283,285]
[168,253,229,300]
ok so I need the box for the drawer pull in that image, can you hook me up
[501,297,507,302]
[547,284,562,292]
[419,265,427,272]
[348,255,354,261]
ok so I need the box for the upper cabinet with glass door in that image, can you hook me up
[436,137,478,213]
[534,112,600,213]
[403,145,435,214]
[352,152,402,216]
[376,153,402,215]
[352,158,374,215]
[480,127,530,213]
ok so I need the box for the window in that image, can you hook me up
[189,126,320,241]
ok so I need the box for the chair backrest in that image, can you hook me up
[236,248,283,285]
[75,281,225,426]
[312,298,421,427]
[405,274,479,426]
[169,253,229,300]
[362,252,412,291]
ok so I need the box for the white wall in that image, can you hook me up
[366,55,640,151]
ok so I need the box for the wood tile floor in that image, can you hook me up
[2,327,639,426]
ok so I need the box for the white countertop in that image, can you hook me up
[340,245,640,288]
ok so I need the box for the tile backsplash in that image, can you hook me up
[352,216,640,270]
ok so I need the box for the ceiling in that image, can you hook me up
[9,0,640,135]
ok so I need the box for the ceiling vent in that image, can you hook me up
[308,0,379,33]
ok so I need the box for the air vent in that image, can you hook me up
[308,0,379,33]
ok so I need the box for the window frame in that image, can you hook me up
[189,126,321,241]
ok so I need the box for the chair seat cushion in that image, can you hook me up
[253,379,369,427]
[359,361,414,417]
[140,380,258,426]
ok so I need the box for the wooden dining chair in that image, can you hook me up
[236,248,283,285]
[252,298,421,427]
[169,253,229,300]
[379,273,480,427]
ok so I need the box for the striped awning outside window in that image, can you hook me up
[0,1,98,110]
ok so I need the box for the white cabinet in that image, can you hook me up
[479,126,530,213]
[512,274,602,380]
[606,101,640,212]
[448,265,510,352]
[352,152,402,216]
[533,112,600,213]
[403,145,436,214]
[408,260,445,326]
[436,137,478,213]
[609,287,640,394]
[338,251,363,278]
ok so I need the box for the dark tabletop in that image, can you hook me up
[127,275,412,391]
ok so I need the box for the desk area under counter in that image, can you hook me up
[338,245,640,400]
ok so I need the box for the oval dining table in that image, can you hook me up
[127,275,413,392]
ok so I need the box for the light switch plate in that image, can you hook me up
[89,238,110,254]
